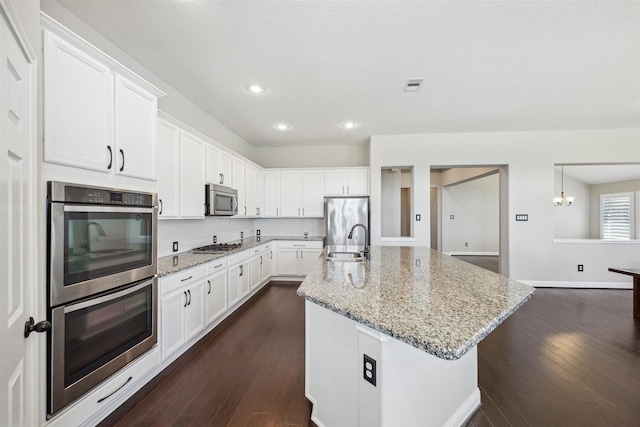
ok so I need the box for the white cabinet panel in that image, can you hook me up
[245,163,258,217]
[206,144,220,185]
[180,131,206,218]
[276,241,324,276]
[114,74,157,180]
[277,249,300,276]
[250,255,262,291]
[185,280,206,341]
[263,171,280,217]
[218,151,232,186]
[261,248,273,283]
[160,289,187,360]
[302,170,324,217]
[157,119,180,218]
[280,171,301,217]
[346,170,369,195]
[232,157,246,216]
[300,249,322,275]
[206,270,227,325]
[228,261,249,307]
[324,169,369,196]
[43,30,112,172]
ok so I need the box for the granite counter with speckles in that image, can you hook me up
[297,246,534,360]
[158,236,325,277]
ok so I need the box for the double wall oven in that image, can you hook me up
[47,182,158,416]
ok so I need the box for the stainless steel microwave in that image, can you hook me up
[205,184,238,216]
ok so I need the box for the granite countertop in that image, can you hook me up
[157,236,325,277]
[297,246,534,360]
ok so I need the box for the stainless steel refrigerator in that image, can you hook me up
[325,197,369,251]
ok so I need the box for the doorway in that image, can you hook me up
[430,166,509,276]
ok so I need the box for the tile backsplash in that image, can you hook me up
[158,217,325,257]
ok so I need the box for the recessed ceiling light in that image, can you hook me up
[275,123,289,131]
[342,121,356,129]
[248,84,265,94]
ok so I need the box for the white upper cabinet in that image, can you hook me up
[43,30,113,172]
[232,157,246,216]
[180,131,206,218]
[324,168,369,196]
[301,170,324,216]
[42,24,164,180]
[245,163,258,217]
[219,151,232,186]
[280,171,302,217]
[114,74,157,179]
[263,171,280,217]
[157,119,180,218]
[206,144,220,184]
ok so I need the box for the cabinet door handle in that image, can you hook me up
[119,149,125,172]
[97,376,132,404]
[260,255,263,265]
[277,208,279,216]
[207,280,211,295]
[270,252,273,259]
[244,206,247,215]
[293,244,305,247]
[256,207,259,216]
[180,275,193,282]
[302,208,305,216]
[342,186,345,194]
[221,174,225,184]
[107,146,113,170]
[219,173,223,184]
[184,291,188,307]
[239,265,243,276]
[159,199,163,215]
[187,289,191,306]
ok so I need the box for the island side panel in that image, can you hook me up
[306,301,481,427]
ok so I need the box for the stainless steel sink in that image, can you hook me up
[326,251,364,262]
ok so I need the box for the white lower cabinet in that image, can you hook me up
[227,250,250,307]
[160,266,206,361]
[276,241,324,276]
[249,246,262,291]
[261,244,273,283]
[205,259,228,325]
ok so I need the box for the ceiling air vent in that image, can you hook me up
[404,78,425,92]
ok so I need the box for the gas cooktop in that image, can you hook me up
[192,242,242,254]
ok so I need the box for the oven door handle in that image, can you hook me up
[64,279,154,313]
[63,205,154,214]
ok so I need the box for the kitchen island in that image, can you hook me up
[297,246,534,427]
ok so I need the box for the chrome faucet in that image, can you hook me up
[347,223,369,254]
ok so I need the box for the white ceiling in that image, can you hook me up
[55,0,640,148]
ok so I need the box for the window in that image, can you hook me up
[601,192,634,240]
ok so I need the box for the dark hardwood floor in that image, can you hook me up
[453,255,500,273]
[101,283,640,427]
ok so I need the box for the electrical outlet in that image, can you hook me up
[213,235,217,244]
[240,231,244,239]
[172,241,178,252]
[578,264,584,272]
[363,354,376,386]
[256,229,261,236]
[416,214,421,221]
[465,242,468,247]
[450,215,455,220]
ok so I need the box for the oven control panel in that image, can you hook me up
[48,182,156,207]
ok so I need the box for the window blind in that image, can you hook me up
[601,193,633,240]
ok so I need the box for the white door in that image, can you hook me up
[185,281,206,341]
[301,170,324,217]
[263,171,280,217]
[0,13,36,427]
[324,171,346,195]
[280,171,301,217]
[157,118,180,218]
[206,270,227,325]
[179,131,206,218]
[160,290,187,361]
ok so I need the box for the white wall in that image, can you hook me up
[381,170,401,237]
[441,174,499,255]
[253,143,369,168]
[370,129,640,286]
[553,171,591,238]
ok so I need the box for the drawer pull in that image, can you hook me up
[214,264,223,268]
[97,376,132,403]
[293,244,305,247]
[180,275,193,282]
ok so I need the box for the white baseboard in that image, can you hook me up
[443,388,482,427]
[444,251,499,256]
[521,280,632,290]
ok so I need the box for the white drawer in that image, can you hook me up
[261,243,272,253]
[249,246,262,257]
[227,249,250,266]
[278,240,323,250]
[160,265,206,296]
[206,257,228,275]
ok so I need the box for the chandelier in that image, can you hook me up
[553,166,574,206]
